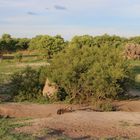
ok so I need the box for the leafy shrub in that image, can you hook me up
[56,88,68,101]
[48,87,68,103]
[38,66,48,85]
[10,67,46,102]
[47,45,131,103]
[93,100,116,111]
[14,52,23,62]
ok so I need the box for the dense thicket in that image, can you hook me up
[3,33,136,104]
[47,45,131,103]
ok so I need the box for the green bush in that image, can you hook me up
[38,66,48,85]
[93,100,116,112]
[48,88,68,103]
[14,52,23,62]
[47,45,131,103]
[10,67,46,102]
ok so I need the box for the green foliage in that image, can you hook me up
[15,38,30,50]
[1,33,140,54]
[93,100,116,111]
[70,34,127,49]
[49,88,68,102]
[56,88,68,101]
[70,35,94,48]
[47,45,131,103]
[0,34,15,52]
[93,34,127,48]
[128,36,140,44]
[0,34,30,52]
[14,52,23,62]
[0,33,139,104]
[130,61,140,90]
[10,67,46,102]
[38,66,48,85]
[29,35,66,58]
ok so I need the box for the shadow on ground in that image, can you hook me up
[37,128,92,140]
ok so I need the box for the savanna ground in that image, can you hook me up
[0,52,140,140]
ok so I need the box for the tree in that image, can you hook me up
[70,34,126,49]
[0,34,15,51]
[70,35,94,48]
[93,34,127,48]
[29,35,66,58]
[29,35,43,50]
[128,36,140,44]
[0,34,30,52]
[15,38,30,50]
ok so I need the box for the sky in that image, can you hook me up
[0,0,140,39]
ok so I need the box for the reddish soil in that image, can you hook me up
[0,101,140,139]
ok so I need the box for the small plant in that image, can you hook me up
[14,52,23,62]
[31,93,49,104]
[133,123,140,127]
[119,121,130,127]
[49,88,68,102]
[93,100,117,112]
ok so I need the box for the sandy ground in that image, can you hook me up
[18,111,140,139]
[0,103,80,118]
[0,101,140,139]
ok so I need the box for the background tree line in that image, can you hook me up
[0,34,30,52]
[0,33,140,55]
